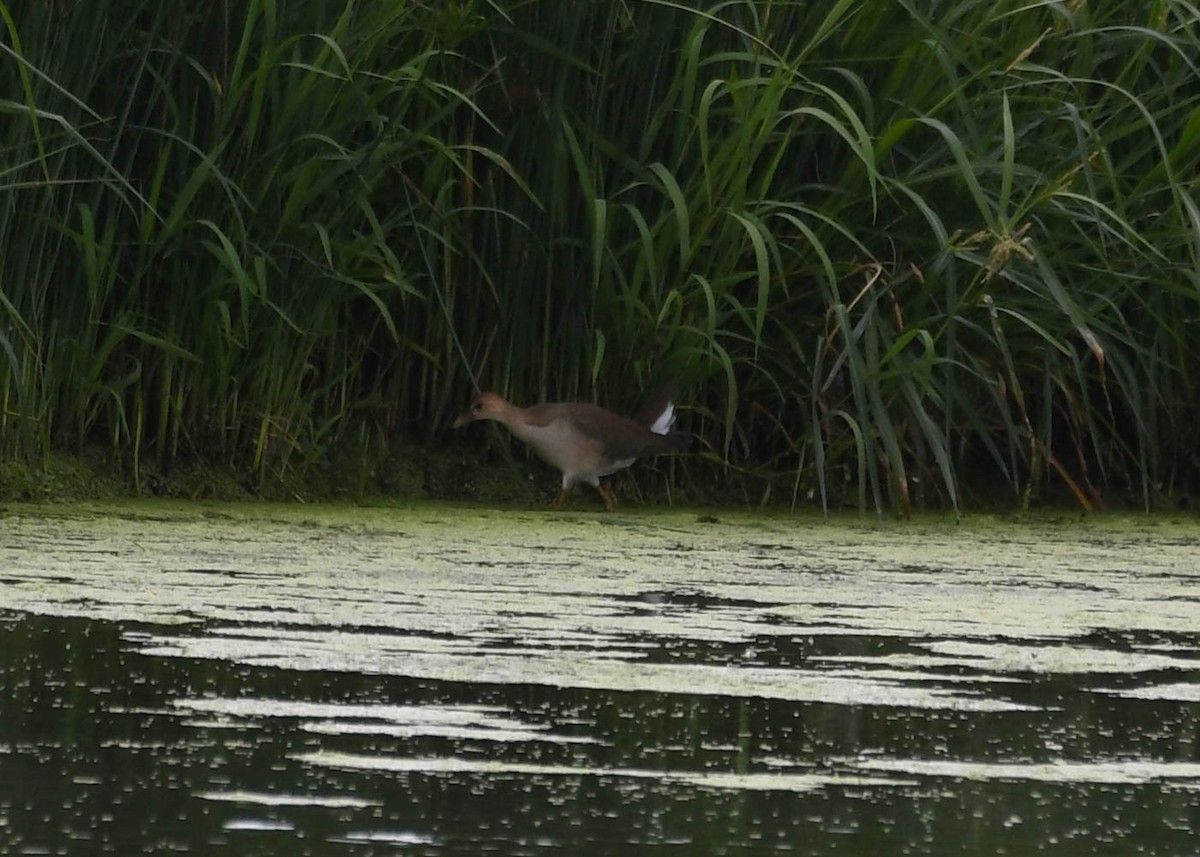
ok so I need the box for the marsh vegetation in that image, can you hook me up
[2,2,1198,513]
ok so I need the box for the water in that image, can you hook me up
[1,503,1198,855]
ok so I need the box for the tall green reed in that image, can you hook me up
[1,0,506,485]
[460,0,1200,512]
[2,0,1197,511]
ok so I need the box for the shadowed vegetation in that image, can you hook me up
[1,0,1198,513]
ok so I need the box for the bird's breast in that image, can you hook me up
[510,419,607,478]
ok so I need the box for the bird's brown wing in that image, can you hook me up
[574,406,687,460]
[524,401,688,460]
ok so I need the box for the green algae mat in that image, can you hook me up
[1,502,1198,854]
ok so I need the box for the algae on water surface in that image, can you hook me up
[2,502,1199,854]
[2,502,1198,709]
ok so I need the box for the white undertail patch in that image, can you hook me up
[648,402,676,435]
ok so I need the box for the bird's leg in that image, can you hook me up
[553,486,570,510]
[598,482,616,512]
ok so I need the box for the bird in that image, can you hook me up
[453,389,689,510]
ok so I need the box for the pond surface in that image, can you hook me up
[0,502,1198,855]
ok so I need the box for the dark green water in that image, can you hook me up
[1,505,1198,855]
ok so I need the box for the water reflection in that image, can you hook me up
[1,609,1197,855]
[0,506,1198,855]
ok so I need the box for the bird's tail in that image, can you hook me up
[635,386,676,434]
[636,386,691,453]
